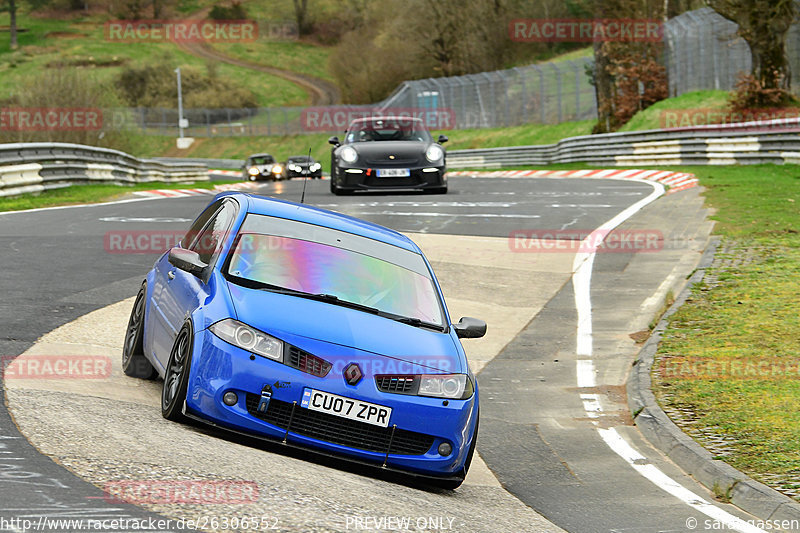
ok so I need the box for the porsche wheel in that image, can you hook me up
[162,322,194,422]
[122,283,156,380]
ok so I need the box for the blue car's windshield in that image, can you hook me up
[225,216,444,327]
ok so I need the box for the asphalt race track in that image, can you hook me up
[0,177,764,532]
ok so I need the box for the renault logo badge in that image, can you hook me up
[344,363,362,385]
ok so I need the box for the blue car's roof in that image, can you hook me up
[215,192,421,253]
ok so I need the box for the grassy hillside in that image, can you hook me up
[0,12,315,107]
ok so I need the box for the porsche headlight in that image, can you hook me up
[340,146,358,164]
[209,319,283,361]
[272,165,283,174]
[248,167,260,176]
[289,164,300,172]
[425,144,444,163]
[310,163,321,171]
[418,374,473,399]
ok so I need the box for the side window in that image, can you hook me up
[183,200,223,248]
[190,201,237,266]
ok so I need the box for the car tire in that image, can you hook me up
[330,180,342,195]
[161,321,194,422]
[122,283,157,380]
[427,186,448,194]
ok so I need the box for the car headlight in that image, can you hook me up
[418,374,473,399]
[272,165,283,174]
[289,164,300,172]
[248,167,260,176]
[310,163,321,171]
[209,319,283,361]
[425,144,444,163]
[340,146,358,164]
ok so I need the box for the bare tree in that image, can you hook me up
[707,0,796,91]
[293,0,312,35]
[2,0,19,49]
[590,0,667,132]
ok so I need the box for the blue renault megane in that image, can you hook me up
[122,192,485,488]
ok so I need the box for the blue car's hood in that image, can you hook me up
[225,282,462,373]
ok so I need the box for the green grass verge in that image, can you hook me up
[0,179,234,212]
[618,90,731,132]
[653,164,800,497]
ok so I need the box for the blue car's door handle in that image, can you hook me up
[167,270,176,280]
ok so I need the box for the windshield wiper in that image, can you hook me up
[248,284,383,315]
[304,293,383,315]
[230,277,443,329]
[388,315,446,332]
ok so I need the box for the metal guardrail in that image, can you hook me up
[151,157,244,170]
[0,143,208,198]
[447,118,800,168]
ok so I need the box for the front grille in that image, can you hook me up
[245,394,435,456]
[286,346,331,377]
[375,375,418,394]
[364,175,425,187]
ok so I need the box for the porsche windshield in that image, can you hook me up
[225,215,444,327]
[346,119,432,143]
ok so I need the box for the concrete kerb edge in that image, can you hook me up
[626,237,800,523]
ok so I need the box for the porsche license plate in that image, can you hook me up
[301,388,391,427]
[376,168,410,178]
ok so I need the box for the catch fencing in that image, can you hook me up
[664,7,800,97]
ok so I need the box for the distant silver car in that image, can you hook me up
[243,153,284,181]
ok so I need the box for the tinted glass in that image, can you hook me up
[346,119,432,143]
[250,155,274,165]
[226,222,443,326]
[190,201,237,265]
[183,199,222,248]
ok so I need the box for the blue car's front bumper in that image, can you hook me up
[184,329,479,478]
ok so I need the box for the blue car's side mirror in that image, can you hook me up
[168,247,207,275]
[453,317,486,339]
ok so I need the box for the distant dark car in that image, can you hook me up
[328,117,448,195]
[282,155,323,179]
[243,154,284,181]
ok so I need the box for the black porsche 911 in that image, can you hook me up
[282,155,323,179]
[328,117,448,195]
